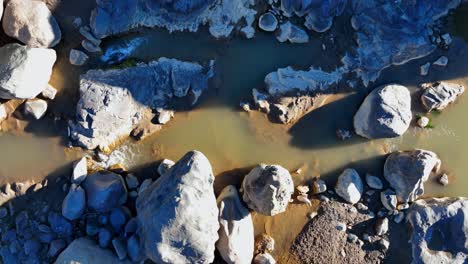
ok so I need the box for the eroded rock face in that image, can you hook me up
[242,164,294,216]
[90,0,256,39]
[354,84,412,139]
[216,185,254,264]
[421,82,465,111]
[3,0,61,48]
[384,150,441,202]
[82,171,127,213]
[55,238,131,264]
[69,58,213,149]
[136,151,219,263]
[0,44,56,99]
[344,0,461,85]
[406,198,468,264]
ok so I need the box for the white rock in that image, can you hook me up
[69,49,89,66]
[276,22,309,44]
[417,116,430,128]
[433,56,448,67]
[335,168,363,204]
[438,174,449,186]
[216,185,254,264]
[157,159,175,175]
[365,174,383,190]
[259,13,278,32]
[71,157,87,184]
[254,253,276,264]
[312,179,327,194]
[375,218,389,236]
[42,85,57,100]
[156,109,174,124]
[0,104,7,122]
[380,189,398,211]
[421,82,465,111]
[24,99,48,119]
[420,62,430,76]
[441,33,452,46]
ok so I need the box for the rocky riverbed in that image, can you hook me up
[0,0,467,263]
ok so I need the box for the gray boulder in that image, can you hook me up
[2,0,61,48]
[384,150,441,202]
[276,22,309,44]
[406,198,468,264]
[259,13,278,32]
[90,0,256,39]
[82,171,127,212]
[242,164,294,216]
[69,58,213,149]
[354,84,412,139]
[335,168,363,204]
[216,185,254,264]
[421,82,465,111]
[62,184,86,221]
[136,151,219,263]
[0,43,56,99]
[55,238,131,264]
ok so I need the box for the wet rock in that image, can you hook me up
[438,173,449,186]
[125,174,139,189]
[242,164,294,216]
[127,235,143,262]
[335,168,363,204]
[71,157,87,184]
[417,116,430,128]
[110,207,128,232]
[0,44,56,99]
[41,85,57,100]
[24,99,48,120]
[55,238,131,263]
[90,0,256,39]
[384,149,441,202]
[69,49,89,66]
[375,218,389,236]
[47,239,66,258]
[255,234,275,254]
[344,0,460,86]
[82,172,127,213]
[259,13,278,32]
[216,185,254,264]
[112,238,127,260]
[136,151,219,263]
[98,228,112,248]
[254,253,276,264]
[157,159,175,176]
[70,58,214,149]
[276,22,309,44]
[2,0,61,48]
[380,189,397,211]
[433,56,448,67]
[48,212,73,238]
[420,62,431,76]
[421,82,465,111]
[354,84,412,139]
[365,174,383,190]
[407,198,468,264]
[62,184,86,221]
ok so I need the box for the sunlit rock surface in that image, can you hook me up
[69,58,214,149]
[90,0,256,39]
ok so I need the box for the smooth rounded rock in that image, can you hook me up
[127,235,143,262]
[365,174,383,190]
[62,184,86,221]
[259,13,278,32]
[98,228,112,248]
[335,168,363,204]
[69,49,89,66]
[24,99,48,119]
[82,171,127,213]
[110,207,128,232]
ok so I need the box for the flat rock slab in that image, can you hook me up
[69,58,214,149]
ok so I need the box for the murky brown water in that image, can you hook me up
[0,2,468,262]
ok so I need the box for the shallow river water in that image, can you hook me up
[1,3,468,262]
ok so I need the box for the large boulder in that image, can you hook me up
[69,58,213,149]
[90,0,256,39]
[406,198,468,264]
[82,171,127,213]
[354,84,412,139]
[421,82,465,111]
[384,150,441,202]
[242,164,294,216]
[335,168,363,204]
[216,185,254,264]
[0,43,56,99]
[136,151,219,263]
[55,238,131,264]
[2,0,61,48]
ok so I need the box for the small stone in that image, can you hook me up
[296,185,309,195]
[24,99,48,119]
[110,207,128,232]
[336,129,352,140]
[356,202,368,211]
[375,218,389,236]
[129,190,138,198]
[438,174,449,186]
[127,235,143,262]
[335,222,347,232]
[62,184,86,221]
[417,116,430,128]
[368,211,376,218]
[156,109,174,124]
[47,239,66,257]
[340,250,346,257]
[255,234,275,254]
[377,210,387,218]
[62,183,68,192]
[79,26,101,46]
[362,233,371,242]
[72,17,82,28]
[124,218,138,236]
[48,212,73,238]
[377,238,390,250]
[157,159,175,175]
[259,13,278,32]
[307,212,317,220]
[348,206,358,214]
[112,238,127,260]
[98,214,108,226]
[365,174,383,190]
[433,56,448,67]
[312,179,327,194]
[380,189,398,211]
[24,239,41,255]
[441,33,452,46]
[347,233,358,243]
[86,219,99,236]
[98,228,112,248]
[69,49,89,66]
[335,168,363,204]
[397,203,410,210]
[240,102,251,112]
[41,85,57,100]
[320,195,329,202]
[71,157,87,184]
[420,62,430,76]
[82,39,101,53]
[254,253,276,264]
[125,174,139,189]
[393,212,404,224]
[138,178,152,194]
[0,207,7,218]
